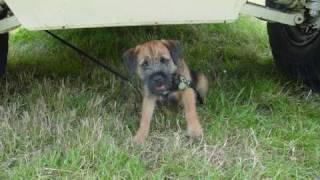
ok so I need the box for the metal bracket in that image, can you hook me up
[241,2,305,26]
[0,16,20,33]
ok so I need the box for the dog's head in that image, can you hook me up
[123,40,182,96]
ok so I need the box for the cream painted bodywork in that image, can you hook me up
[4,0,247,30]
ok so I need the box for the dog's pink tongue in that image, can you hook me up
[155,85,166,91]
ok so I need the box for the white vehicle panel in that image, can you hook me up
[4,0,247,30]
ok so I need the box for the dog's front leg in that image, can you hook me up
[133,95,156,144]
[181,88,203,138]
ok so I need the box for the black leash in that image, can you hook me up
[45,30,129,82]
[45,30,142,100]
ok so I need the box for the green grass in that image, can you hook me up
[1,16,320,179]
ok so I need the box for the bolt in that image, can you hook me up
[294,15,304,24]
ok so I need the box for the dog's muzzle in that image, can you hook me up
[148,72,172,95]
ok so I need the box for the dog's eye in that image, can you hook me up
[141,61,149,68]
[160,57,168,64]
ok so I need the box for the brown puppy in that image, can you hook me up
[123,40,208,144]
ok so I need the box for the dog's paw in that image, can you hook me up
[187,125,203,138]
[133,134,146,144]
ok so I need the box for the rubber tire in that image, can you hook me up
[0,7,8,76]
[266,1,320,90]
[0,33,8,76]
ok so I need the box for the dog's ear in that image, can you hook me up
[122,48,138,77]
[162,40,182,66]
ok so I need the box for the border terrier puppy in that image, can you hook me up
[123,40,208,144]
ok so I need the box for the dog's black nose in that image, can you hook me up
[150,72,167,84]
[153,74,165,84]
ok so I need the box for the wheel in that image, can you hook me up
[266,1,320,90]
[0,6,8,76]
[0,32,8,76]
[267,23,320,90]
